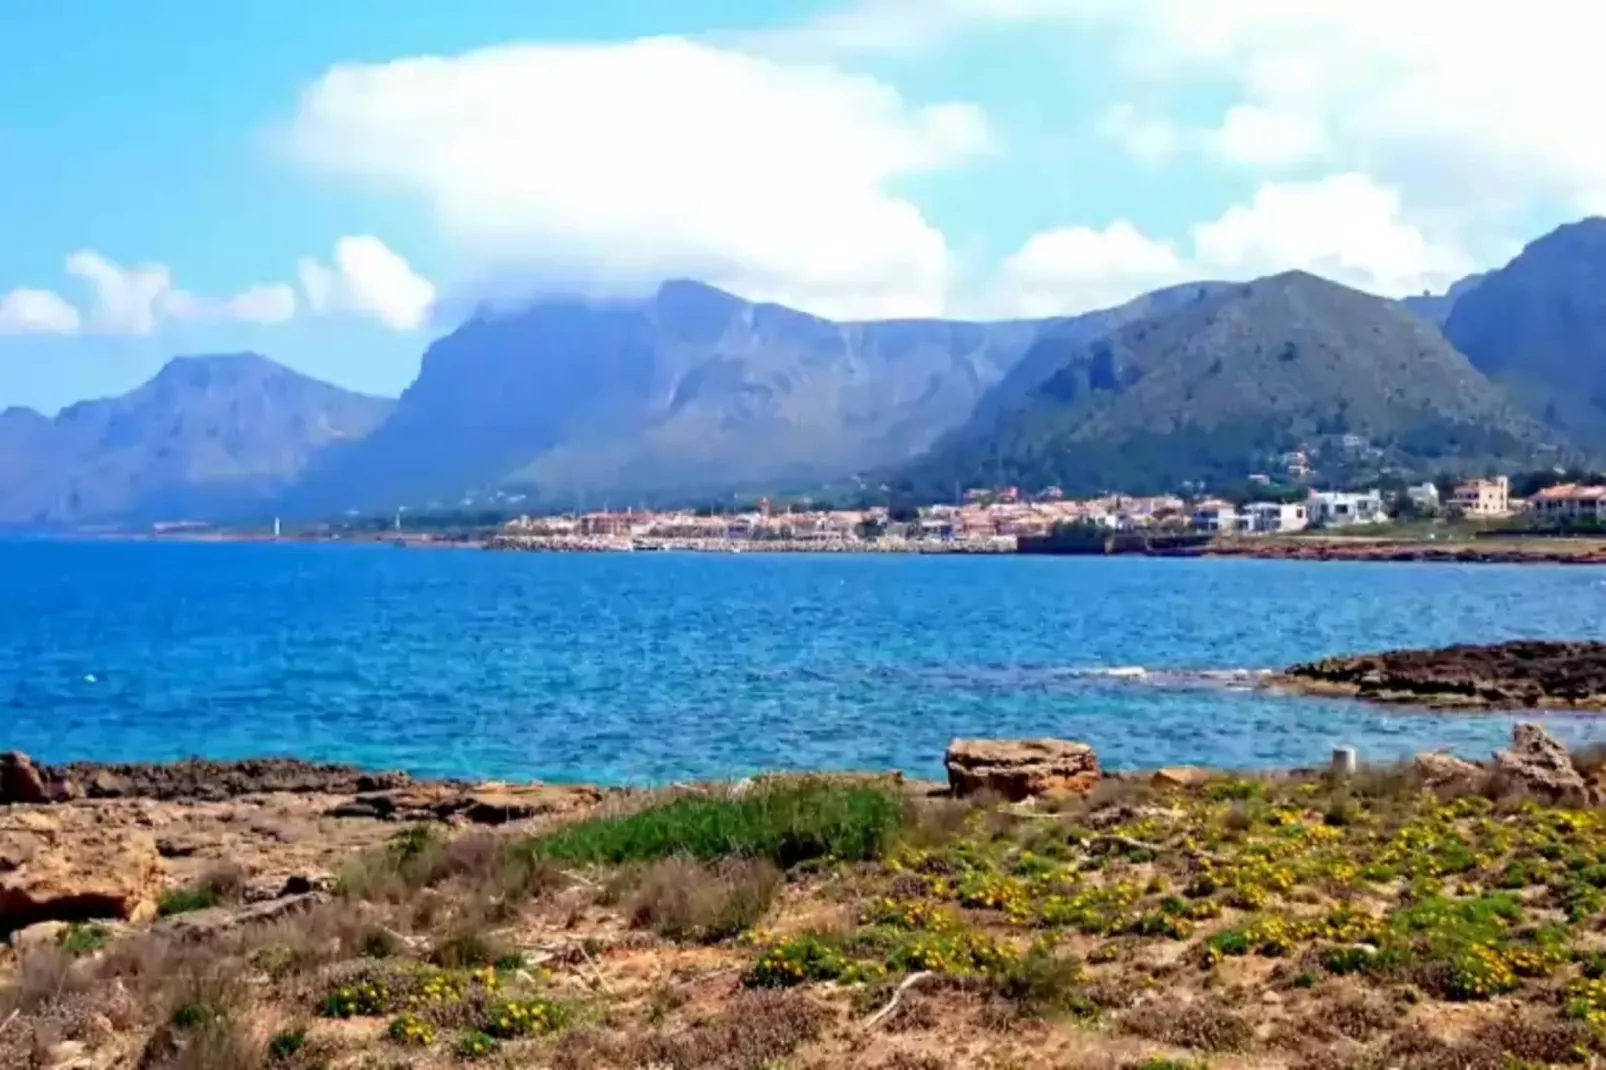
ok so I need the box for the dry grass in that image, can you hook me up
[627,857,782,944]
[1120,998,1255,1052]
[552,990,828,1070]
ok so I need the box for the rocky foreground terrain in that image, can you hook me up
[1269,640,1606,710]
[6,731,1606,1069]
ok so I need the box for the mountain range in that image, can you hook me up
[4,219,1606,526]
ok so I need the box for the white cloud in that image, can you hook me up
[287,36,992,318]
[1209,105,1327,168]
[994,221,1185,316]
[296,236,435,330]
[0,288,82,335]
[1096,104,1181,164]
[808,1,1606,225]
[66,251,173,335]
[992,173,1471,316]
[0,251,302,335]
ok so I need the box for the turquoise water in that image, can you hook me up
[3,539,1605,785]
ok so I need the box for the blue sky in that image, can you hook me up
[0,0,1596,412]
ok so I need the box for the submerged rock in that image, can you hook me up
[945,739,1100,801]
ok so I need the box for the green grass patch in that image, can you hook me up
[524,781,904,869]
[59,923,109,957]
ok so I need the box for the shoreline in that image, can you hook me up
[57,529,1606,564]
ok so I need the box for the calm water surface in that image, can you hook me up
[3,540,1605,784]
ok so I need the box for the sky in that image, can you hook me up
[2,0,1602,413]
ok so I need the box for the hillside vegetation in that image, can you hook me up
[901,272,1556,496]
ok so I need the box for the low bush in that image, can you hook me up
[158,862,248,916]
[628,858,781,943]
[525,781,904,869]
[1123,998,1254,1052]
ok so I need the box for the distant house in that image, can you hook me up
[1242,501,1309,534]
[1191,500,1245,534]
[1529,483,1606,524]
[1406,482,1442,513]
[1282,450,1312,479]
[1309,490,1386,528]
[1448,476,1511,519]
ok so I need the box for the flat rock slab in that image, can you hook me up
[945,739,1100,801]
[1269,640,1606,710]
[0,807,164,933]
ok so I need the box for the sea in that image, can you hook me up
[2,539,1604,786]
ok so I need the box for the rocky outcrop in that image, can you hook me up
[0,808,164,933]
[1496,723,1593,803]
[2,751,50,804]
[1413,752,1485,789]
[38,757,413,802]
[1269,640,1606,710]
[326,783,604,825]
[945,739,1100,801]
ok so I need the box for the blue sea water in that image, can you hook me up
[2,539,1605,786]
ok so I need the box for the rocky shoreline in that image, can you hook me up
[1268,639,1606,710]
[1206,535,1606,565]
[9,728,1606,1070]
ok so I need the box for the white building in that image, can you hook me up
[1308,490,1387,528]
[1406,483,1441,513]
[1242,501,1310,534]
[1191,500,1245,534]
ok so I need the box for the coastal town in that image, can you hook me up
[489,474,1606,554]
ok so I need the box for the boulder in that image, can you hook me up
[1495,723,1592,803]
[945,739,1100,801]
[153,890,330,943]
[463,784,603,825]
[0,809,164,932]
[1150,767,1211,790]
[1414,752,1484,789]
[2,751,50,805]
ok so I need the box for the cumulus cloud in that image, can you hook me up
[296,236,436,330]
[65,251,173,335]
[805,0,1606,225]
[54,251,298,334]
[994,221,1184,316]
[1208,105,1328,168]
[0,288,82,335]
[992,173,1471,316]
[287,36,991,318]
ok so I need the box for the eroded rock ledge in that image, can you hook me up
[1268,639,1606,710]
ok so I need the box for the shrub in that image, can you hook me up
[158,863,247,916]
[554,990,827,1070]
[59,923,110,957]
[387,1011,437,1046]
[993,944,1085,1017]
[456,1030,499,1061]
[629,858,781,943]
[430,926,510,970]
[746,933,853,988]
[525,781,904,869]
[1123,999,1254,1052]
[482,998,571,1039]
[267,1028,307,1063]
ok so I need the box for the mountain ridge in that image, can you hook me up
[898,270,1558,497]
[0,353,393,527]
